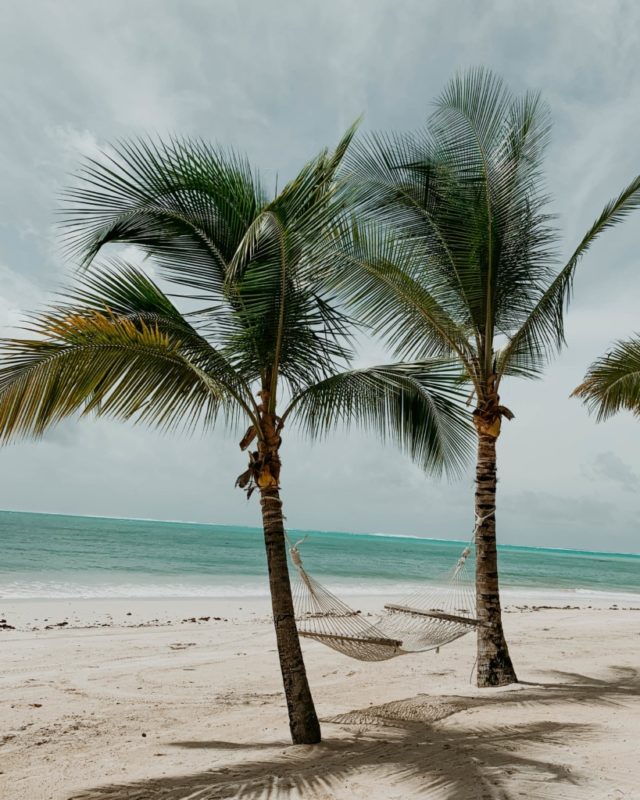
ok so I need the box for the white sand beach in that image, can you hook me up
[1,598,638,800]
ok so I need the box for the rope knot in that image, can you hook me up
[285,532,308,571]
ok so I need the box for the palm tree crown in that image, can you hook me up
[0,132,471,474]
[339,68,640,417]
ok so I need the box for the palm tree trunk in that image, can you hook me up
[475,432,518,687]
[259,483,321,744]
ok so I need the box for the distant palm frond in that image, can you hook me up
[573,336,640,420]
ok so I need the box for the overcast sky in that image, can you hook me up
[0,0,639,552]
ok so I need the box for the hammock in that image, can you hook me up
[289,525,482,662]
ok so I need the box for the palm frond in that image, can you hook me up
[332,222,477,373]
[284,361,473,476]
[0,309,249,442]
[572,336,640,420]
[64,257,194,322]
[498,173,640,378]
[59,259,259,403]
[61,137,266,295]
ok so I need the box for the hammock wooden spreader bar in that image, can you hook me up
[383,604,481,627]
[299,630,404,648]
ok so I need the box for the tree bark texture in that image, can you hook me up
[474,431,518,687]
[255,404,321,744]
[259,484,321,744]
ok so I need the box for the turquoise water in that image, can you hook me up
[0,510,638,601]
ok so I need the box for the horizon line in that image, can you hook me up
[1,507,638,559]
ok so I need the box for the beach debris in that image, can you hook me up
[0,622,15,630]
[169,642,197,650]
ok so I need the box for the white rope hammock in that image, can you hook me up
[289,517,488,662]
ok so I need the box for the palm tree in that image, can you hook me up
[338,68,640,686]
[573,337,640,417]
[0,133,473,743]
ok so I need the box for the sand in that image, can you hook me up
[0,597,638,800]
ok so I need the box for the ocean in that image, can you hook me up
[1,510,639,605]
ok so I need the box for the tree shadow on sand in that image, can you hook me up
[68,666,638,800]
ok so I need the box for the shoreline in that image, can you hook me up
[3,582,640,605]
[2,592,640,633]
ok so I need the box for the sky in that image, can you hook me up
[0,0,639,552]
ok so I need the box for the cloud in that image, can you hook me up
[0,262,45,332]
[503,489,614,527]
[586,451,638,493]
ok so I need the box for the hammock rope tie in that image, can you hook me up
[287,514,491,662]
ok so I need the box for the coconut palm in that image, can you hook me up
[337,68,640,686]
[0,133,473,743]
[573,337,640,418]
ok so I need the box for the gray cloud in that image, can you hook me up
[502,489,614,528]
[587,451,638,493]
[1,0,640,550]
